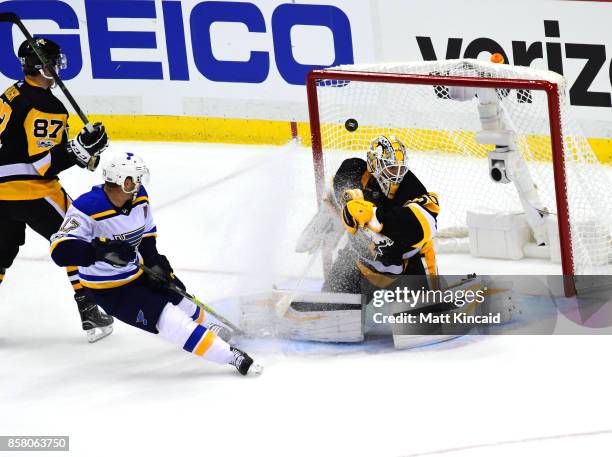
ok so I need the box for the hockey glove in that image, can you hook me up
[342,199,383,234]
[341,188,364,203]
[145,254,184,292]
[92,237,136,267]
[66,122,109,171]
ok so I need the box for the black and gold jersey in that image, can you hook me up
[333,157,439,272]
[0,76,75,201]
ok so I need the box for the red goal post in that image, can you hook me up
[306,66,577,295]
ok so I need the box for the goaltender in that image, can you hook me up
[324,135,440,293]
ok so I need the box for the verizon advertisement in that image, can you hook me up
[376,0,612,134]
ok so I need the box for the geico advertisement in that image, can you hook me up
[0,0,374,113]
[376,0,612,125]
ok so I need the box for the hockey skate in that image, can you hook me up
[74,291,114,343]
[229,347,263,376]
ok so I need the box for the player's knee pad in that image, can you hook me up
[156,302,198,346]
[0,246,20,269]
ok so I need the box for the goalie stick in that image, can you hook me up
[137,264,244,335]
[0,12,94,133]
[274,251,319,317]
[275,198,344,317]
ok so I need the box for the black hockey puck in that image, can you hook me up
[345,118,358,132]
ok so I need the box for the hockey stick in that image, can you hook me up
[137,264,244,335]
[0,12,93,132]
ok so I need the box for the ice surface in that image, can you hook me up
[1,141,611,457]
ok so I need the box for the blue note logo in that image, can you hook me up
[113,226,145,247]
[136,309,148,326]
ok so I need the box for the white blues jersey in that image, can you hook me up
[50,184,157,288]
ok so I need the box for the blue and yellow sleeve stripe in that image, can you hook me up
[142,226,157,238]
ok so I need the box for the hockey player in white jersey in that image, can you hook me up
[49,152,261,376]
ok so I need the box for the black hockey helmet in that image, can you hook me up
[18,38,67,76]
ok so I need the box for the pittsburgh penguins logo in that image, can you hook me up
[371,237,394,259]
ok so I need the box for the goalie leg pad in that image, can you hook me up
[240,291,364,342]
[388,276,517,349]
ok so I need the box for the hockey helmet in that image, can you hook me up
[102,152,150,194]
[18,38,67,76]
[366,135,409,197]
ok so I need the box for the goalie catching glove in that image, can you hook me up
[342,188,364,203]
[341,197,383,234]
[66,122,109,171]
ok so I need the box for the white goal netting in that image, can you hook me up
[310,59,612,276]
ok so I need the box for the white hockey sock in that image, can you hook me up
[156,303,233,364]
[176,296,206,324]
[176,297,225,329]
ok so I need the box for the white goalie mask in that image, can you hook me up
[366,135,409,198]
[102,152,150,194]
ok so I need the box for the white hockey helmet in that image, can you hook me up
[366,135,409,198]
[102,152,150,194]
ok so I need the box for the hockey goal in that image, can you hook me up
[306,59,612,295]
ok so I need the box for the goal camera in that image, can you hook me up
[489,157,511,184]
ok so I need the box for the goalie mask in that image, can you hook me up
[102,152,150,195]
[366,135,409,198]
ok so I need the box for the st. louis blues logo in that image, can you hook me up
[113,225,145,247]
[136,310,148,326]
[126,152,134,160]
